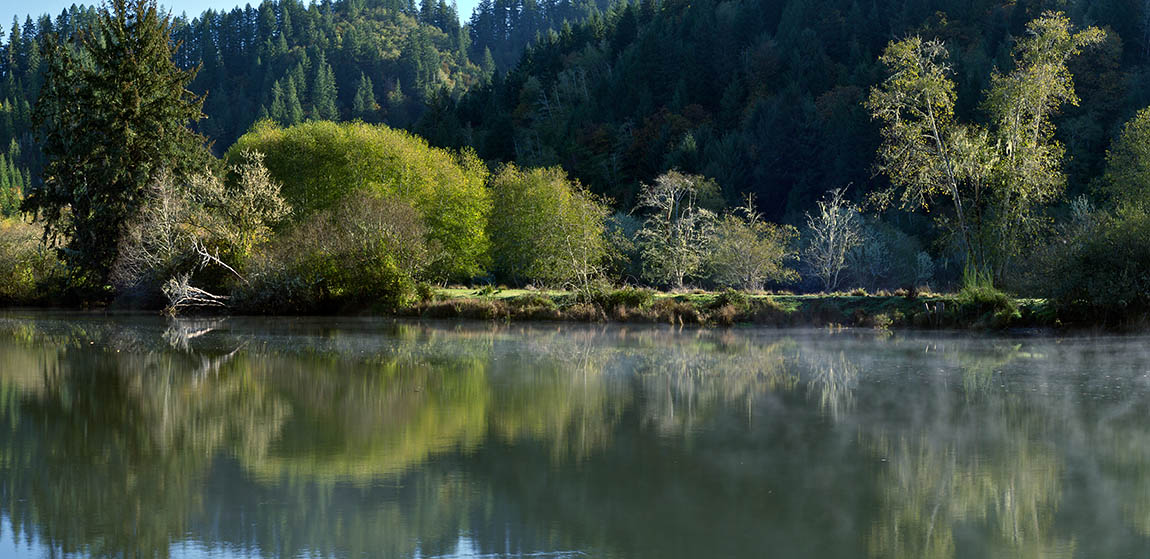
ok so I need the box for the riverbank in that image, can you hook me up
[394,287,1058,330]
[2,284,1115,330]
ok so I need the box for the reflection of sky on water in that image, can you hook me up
[0,519,591,559]
[1,312,1150,558]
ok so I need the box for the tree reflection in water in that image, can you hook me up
[0,312,1148,558]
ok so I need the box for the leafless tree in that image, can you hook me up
[804,188,862,292]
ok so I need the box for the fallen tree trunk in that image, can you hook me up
[163,274,230,315]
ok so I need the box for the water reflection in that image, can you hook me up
[0,312,1148,558]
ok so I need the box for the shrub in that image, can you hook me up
[510,295,561,320]
[845,218,929,290]
[707,196,799,290]
[956,279,1019,327]
[235,194,425,313]
[598,286,655,311]
[654,298,701,324]
[454,299,502,320]
[1047,210,1150,321]
[0,219,63,304]
[564,302,605,322]
[488,164,614,291]
[713,304,740,326]
[229,120,491,281]
[415,283,435,302]
[712,288,750,310]
[508,293,557,310]
[750,298,789,324]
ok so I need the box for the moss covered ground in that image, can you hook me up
[404,288,1058,330]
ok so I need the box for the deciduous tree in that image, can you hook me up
[868,12,1103,282]
[488,164,613,293]
[635,170,716,290]
[707,195,798,291]
[804,187,861,292]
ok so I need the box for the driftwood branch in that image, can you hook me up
[192,240,248,285]
[163,274,230,314]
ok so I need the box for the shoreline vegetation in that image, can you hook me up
[0,3,1148,331]
[408,288,1054,330]
[0,282,1074,331]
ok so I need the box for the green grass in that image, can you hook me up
[424,287,1056,329]
[436,287,569,300]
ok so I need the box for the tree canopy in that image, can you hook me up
[228,120,491,281]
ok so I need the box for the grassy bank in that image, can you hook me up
[399,287,1056,330]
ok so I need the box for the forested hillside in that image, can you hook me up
[0,0,465,206]
[178,0,485,147]
[467,0,613,70]
[0,0,620,210]
[5,0,1150,220]
[420,0,1150,219]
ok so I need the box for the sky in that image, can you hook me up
[1,0,480,31]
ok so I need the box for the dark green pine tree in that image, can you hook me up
[24,0,207,291]
[280,3,293,42]
[268,79,287,123]
[352,72,377,120]
[0,148,25,217]
[7,19,22,75]
[284,79,305,124]
[481,46,496,78]
[311,52,339,120]
[0,153,12,216]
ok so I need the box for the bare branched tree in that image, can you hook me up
[804,188,862,292]
[110,168,199,297]
[112,151,289,313]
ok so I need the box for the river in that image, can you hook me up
[0,310,1148,558]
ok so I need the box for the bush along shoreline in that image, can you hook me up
[392,287,1061,331]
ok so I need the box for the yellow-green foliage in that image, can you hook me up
[1100,106,1150,213]
[228,120,491,280]
[0,219,62,303]
[487,164,613,288]
[236,195,427,313]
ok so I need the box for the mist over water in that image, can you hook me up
[0,311,1148,558]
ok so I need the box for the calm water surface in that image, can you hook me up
[0,311,1149,558]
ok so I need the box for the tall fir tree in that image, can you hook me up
[284,79,304,124]
[24,0,207,290]
[311,52,339,120]
[352,72,377,120]
[268,79,287,123]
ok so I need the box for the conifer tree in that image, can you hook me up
[284,79,305,124]
[352,72,377,119]
[311,52,339,120]
[268,79,287,123]
[24,0,207,290]
[481,46,495,77]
